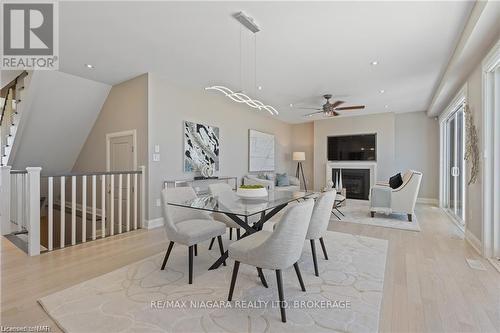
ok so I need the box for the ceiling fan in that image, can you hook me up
[298,94,365,117]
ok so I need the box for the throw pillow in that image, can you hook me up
[389,173,403,189]
[276,173,290,187]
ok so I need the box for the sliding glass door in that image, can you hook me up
[444,105,465,224]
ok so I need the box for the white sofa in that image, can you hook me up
[370,170,422,221]
[243,174,301,192]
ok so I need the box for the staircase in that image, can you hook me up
[1,71,29,166]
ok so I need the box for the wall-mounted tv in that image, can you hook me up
[327,134,376,161]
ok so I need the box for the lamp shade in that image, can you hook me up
[292,152,306,161]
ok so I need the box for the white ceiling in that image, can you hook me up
[58,1,475,123]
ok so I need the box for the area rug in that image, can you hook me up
[336,200,421,232]
[38,231,388,333]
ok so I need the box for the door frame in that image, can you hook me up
[482,40,500,261]
[439,85,466,231]
[106,129,138,172]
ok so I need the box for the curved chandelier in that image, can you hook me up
[205,86,279,115]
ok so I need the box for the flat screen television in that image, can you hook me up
[327,134,376,161]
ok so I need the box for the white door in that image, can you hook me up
[444,106,465,225]
[108,134,135,234]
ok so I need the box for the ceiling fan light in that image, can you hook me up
[206,85,278,115]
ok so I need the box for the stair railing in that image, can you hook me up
[0,165,146,256]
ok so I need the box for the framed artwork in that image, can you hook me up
[249,129,275,172]
[184,121,220,172]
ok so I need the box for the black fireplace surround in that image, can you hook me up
[332,168,370,200]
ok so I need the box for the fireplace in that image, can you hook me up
[332,168,370,200]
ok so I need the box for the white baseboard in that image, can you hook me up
[465,229,482,255]
[145,217,164,229]
[417,197,439,206]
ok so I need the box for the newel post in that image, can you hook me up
[0,166,12,236]
[140,165,146,228]
[26,167,41,256]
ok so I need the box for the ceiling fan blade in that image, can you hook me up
[330,100,345,108]
[295,107,322,110]
[303,111,324,117]
[334,105,366,111]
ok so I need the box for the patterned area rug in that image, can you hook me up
[39,231,388,333]
[336,200,421,232]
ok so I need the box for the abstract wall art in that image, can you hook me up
[184,121,220,173]
[249,129,275,172]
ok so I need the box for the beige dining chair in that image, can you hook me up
[160,187,226,284]
[306,189,336,276]
[227,199,315,322]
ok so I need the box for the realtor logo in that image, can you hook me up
[1,1,58,69]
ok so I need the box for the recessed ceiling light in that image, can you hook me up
[379,89,385,94]
[289,103,293,107]
[384,105,389,108]
[257,86,262,90]
[85,64,94,69]
[371,61,378,66]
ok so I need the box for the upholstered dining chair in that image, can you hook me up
[227,199,315,323]
[306,189,337,276]
[208,183,243,249]
[160,187,226,284]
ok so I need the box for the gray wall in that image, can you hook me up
[395,111,439,199]
[313,113,396,191]
[291,122,314,189]
[73,74,148,173]
[464,63,483,241]
[147,73,294,220]
[313,111,439,200]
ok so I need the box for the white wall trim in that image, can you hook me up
[482,38,500,258]
[417,197,438,206]
[106,129,138,172]
[442,207,465,234]
[145,217,164,229]
[439,84,467,212]
[466,228,482,255]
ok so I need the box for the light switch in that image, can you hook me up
[153,153,160,162]
[156,198,161,207]
[154,144,160,153]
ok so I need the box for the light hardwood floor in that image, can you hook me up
[1,204,499,332]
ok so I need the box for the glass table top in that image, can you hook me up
[167,190,315,217]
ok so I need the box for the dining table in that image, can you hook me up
[166,190,314,270]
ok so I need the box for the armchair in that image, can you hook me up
[370,170,422,221]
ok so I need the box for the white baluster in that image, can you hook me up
[17,174,23,231]
[60,176,65,248]
[81,175,86,243]
[118,174,122,234]
[92,175,96,240]
[26,167,41,256]
[133,173,138,230]
[140,166,145,228]
[0,166,12,236]
[110,174,114,236]
[48,177,53,251]
[126,174,130,232]
[101,175,105,238]
[71,176,76,245]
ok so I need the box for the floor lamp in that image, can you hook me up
[293,152,307,191]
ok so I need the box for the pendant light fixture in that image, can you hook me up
[205,12,278,116]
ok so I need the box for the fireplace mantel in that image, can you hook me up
[326,161,377,189]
